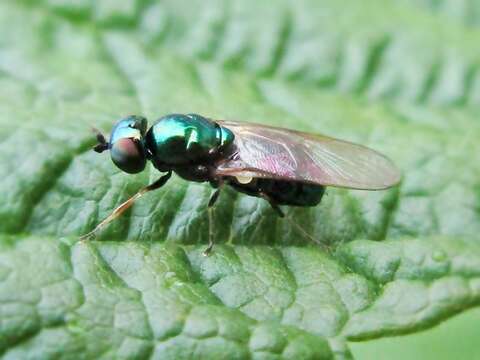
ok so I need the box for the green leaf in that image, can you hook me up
[1,0,480,358]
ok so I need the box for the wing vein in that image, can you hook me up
[216,121,400,190]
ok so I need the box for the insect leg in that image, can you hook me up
[203,183,223,256]
[259,192,285,218]
[80,171,172,241]
[208,187,221,207]
[259,192,331,254]
[283,212,332,254]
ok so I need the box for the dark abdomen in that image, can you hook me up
[228,178,325,207]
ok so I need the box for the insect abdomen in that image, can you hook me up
[229,178,325,206]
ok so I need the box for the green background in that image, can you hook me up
[351,307,480,359]
[1,0,480,359]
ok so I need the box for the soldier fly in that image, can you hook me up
[81,113,400,255]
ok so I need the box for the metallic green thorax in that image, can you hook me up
[145,114,234,167]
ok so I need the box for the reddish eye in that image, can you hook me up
[110,138,146,174]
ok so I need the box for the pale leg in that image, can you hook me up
[80,171,172,241]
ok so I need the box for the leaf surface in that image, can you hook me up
[1,1,480,358]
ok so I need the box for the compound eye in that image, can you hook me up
[110,138,146,174]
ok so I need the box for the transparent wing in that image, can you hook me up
[215,121,401,190]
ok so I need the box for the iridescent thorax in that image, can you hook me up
[144,113,234,167]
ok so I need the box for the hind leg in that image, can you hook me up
[259,191,285,218]
[259,191,332,254]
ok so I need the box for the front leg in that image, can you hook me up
[80,171,172,241]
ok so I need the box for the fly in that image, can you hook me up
[81,113,401,255]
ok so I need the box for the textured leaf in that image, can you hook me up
[1,0,480,359]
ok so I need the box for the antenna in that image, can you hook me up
[92,128,109,153]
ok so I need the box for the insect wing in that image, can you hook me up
[215,121,401,190]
